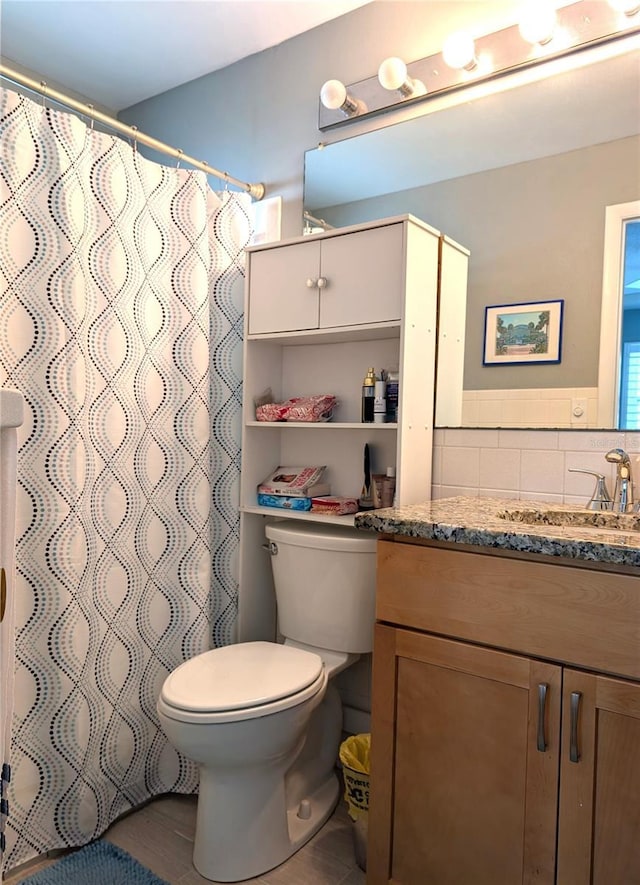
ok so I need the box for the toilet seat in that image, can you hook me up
[158,641,326,724]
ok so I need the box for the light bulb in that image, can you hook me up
[320,79,347,110]
[442,31,477,71]
[377,57,427,97]
[518,2,557,45]
[378,57,407,90]
[607,0,640,13]
[319,79,363,117]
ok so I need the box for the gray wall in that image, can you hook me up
[116,2,639,398]
[319,136,640,390]
[117,1,524,238]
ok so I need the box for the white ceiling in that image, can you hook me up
[0,0,371,111]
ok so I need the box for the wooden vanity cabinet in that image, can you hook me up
[368,537,640,885]
[371,625,561,884]
[557,670,640,885]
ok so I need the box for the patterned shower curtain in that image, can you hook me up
[0,86,252,869]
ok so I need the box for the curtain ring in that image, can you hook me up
[176,148,183,170]
[130,124,138,153]
[39,81,47,110]
[87,104,95,131]
[222,172,230,192]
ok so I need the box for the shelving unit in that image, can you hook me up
[237,215,469,642]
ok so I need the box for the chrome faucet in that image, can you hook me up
[605,448,634,512]
[567,468,612,511]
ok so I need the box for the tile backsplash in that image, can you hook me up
[433,428,640,505]
[461,387,599,428]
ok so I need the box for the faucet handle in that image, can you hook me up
[567,468,613,511]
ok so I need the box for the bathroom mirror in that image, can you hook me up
[304,43,640,430]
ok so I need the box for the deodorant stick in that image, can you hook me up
[374,380,387,423]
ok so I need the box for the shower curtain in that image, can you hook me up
[0,86,252,869]
[0,390,24,865]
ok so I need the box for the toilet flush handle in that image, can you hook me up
[261,541,278,555]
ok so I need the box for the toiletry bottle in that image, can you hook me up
[361,367,376,423]
[385,369,399,423]
[374,378,387,423]
[381,466,396,508]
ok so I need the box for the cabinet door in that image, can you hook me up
[318,225,403,328]
[368,625,561,885]
[248,240,321,334]
[557,670,640,885]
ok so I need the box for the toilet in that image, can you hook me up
[157,521,377,882]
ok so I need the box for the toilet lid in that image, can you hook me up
[160,641,324,713]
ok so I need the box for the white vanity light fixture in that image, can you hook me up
[607,0,640,14]
[442,30,478,71]
[318,0,640,130]
[518,2,558,46]
[319,79,364,117]
[377,57,427,97]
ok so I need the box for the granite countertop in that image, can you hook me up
[354,496,640,568]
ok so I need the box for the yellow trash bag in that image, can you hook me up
[339,733,371,821]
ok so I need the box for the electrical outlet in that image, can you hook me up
[571,397,588,424]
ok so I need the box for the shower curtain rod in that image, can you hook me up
[0,62,266,200]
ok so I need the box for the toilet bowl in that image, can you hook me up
[157,521,377,882]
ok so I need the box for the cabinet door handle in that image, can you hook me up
[317,276,328,289]
[306,277,318,289]
[0,567,6,623]
[569,691,582,763]
[536,682,548,752]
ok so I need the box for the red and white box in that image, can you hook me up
[310,495,359,515]
[258,466,329,498]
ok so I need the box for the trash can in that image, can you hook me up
[339,733,370,872]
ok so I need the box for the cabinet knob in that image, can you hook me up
[317,276,328,289]
[306,278,318,289]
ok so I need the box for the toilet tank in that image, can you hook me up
[264,522,377,654]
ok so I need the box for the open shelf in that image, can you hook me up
[245,421,398,430]
[241,505,358,526]
[247,321,401,346]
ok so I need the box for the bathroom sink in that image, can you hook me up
[496,507,640,533]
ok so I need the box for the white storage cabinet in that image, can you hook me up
[238,215,469,641]
[248,223,405,334]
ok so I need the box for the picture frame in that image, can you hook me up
[483,299,564,366]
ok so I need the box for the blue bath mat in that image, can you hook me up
[19,840,170,884]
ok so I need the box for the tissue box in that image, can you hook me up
[257,494,312,511]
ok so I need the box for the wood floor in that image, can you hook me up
[4,789,366,885]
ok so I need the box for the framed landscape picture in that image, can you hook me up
[483,299,564,366]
